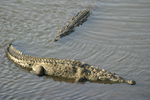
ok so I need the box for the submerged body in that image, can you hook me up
[53,9,90,42]
[6,44,136,85]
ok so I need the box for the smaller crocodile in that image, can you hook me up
[5,44,136,85]
[52,9,90,42]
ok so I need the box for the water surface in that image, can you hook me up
[0,0,150,99]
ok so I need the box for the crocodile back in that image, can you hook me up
[54,9,90,41]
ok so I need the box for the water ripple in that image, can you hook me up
[1,0,150,99]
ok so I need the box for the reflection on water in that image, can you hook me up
[0,0,150,99]
[44,75,76,83]
[45,75,121,85]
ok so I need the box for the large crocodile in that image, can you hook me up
[52,9,90,42]
[5,44,136,85]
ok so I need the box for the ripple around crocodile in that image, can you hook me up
[5,9,136,85]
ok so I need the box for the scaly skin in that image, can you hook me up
[52,9,90,42]
[5,44,136,85]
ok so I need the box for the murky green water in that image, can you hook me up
[0,0,150,99]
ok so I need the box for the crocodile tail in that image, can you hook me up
[5,43,23,59]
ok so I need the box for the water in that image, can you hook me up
[0,0,150,99]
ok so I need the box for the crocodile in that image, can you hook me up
[5,44,136,85]
[52,9,90,42]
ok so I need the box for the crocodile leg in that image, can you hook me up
[30,64,44,76]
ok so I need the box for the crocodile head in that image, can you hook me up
[126,80,136,85]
